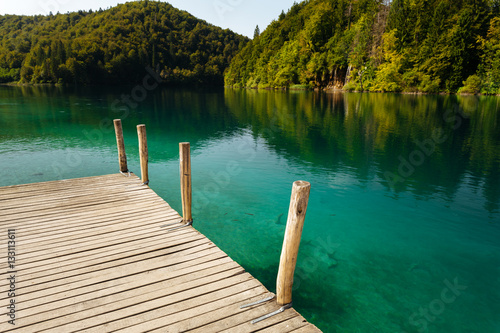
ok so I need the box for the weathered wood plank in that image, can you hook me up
[174,298,298,333]
[0,208,179,245]
[22,274,259,332]
[3,221,194,265]
[86,282,268,333]
[290,324,325,332]
[3,212,181,256]
[0,173,132,195]
[16,236,210,285]
[20,263,243,320]
[16,257,239,315]
[1,228,194,274]
[10,247,225,299]
[250,314,310,332]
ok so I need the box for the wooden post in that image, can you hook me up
[276,180,311,305]
[179,142,192,223]
[137,124,148,185]
[113,119,128,173]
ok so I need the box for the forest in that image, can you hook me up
[0,1,248,85]
[225,0,500,94]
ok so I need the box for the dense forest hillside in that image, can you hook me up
[0,1,248,85]
[225,0,500,94]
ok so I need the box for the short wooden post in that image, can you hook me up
[276,180,311,305]
[113,119,128,173]
[179,142,192,223]
[137,124,149,185]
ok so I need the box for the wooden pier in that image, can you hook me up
[0,121,322,332]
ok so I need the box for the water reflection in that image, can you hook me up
[223,89,500,216]
[1,86,499,215]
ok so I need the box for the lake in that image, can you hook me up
[0,85,499,332]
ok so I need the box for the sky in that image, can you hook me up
[0,0,298,37]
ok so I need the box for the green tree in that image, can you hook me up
[477,17,500,94]
[253,25,260,39]
[371,30,404,92]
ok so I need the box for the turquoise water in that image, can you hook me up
[0,85,499,332]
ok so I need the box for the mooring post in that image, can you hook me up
[276,180,311,306]
[179,142,192,223]
[113,119,128,173]
[137,124,149,185]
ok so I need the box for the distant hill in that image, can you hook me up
[0,1,248,85]
[225,0,500,94]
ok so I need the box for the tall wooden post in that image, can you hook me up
[179,142,192,223]
[276,180,311,305]
[113,119,128,173]
[137,124,149,185]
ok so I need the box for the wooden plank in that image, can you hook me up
[16,266,247,328]
[2,228,194,275]
[250,314,310,332]
[0,201,171,227]
[0,174,132,195]
[216,308,305,333]
[15,273,258,332]
[0,203,173,235]
[0,175,153,213]
[0,183,146,204]
[83,279,266,333]
[0,197,162,223]
[0,206,177,242]
[15,236,210,285]
[16,237,212,289]
[152,294,298,333]
[0,224,189,272]
[19,263,243,320]
[0,251,232,322]
[290,324,324,332]
[4,212,180,255]
[0,192,158,216]
[4,218,191,264]
[0,197,169,225]
[120,292,273,333]
[0,181,147,203]
[17,256,238,312]
[0,183,145,202]
[144,292,273,333]
[1,210,178,249]
[11,248,227,299]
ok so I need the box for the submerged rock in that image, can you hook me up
[328,259,338,269]
[275,213,284,225]
[407,263,418,272]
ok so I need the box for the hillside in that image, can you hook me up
[225,0,500,94]
[0,1,248,85]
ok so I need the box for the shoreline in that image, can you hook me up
[224,85,500,96]
[2,82,499,96]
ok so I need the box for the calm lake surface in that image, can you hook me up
[1,85,499,332]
